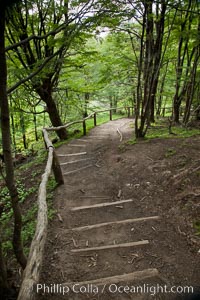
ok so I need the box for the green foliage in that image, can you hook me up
[126,139,137,145]
[46,176,57,220]
[165,148,177,158]
[0,179,38,256]
[0,180,34,222]
[0,159,58,257]
[127,119,200,143]
[47,176,57,193]
[2,0,200,248]
[22,204,37,251]
[146,125,200,140]
[18,149,47,171]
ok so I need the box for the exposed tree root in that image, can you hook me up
[172,163,200,186]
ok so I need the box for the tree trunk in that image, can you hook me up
[10,99,16,151]
[135,0,166,135]
[173,98,181,123]
[183,38,200,124]
[33,109,38,141]
[20,112,27,149]
[135,4,146,138]
[136,0,154,136]
[83,92,89,118]
[36,79,68,140]
[156,60,169,116]
[149,1,166,123]
[0,7,27,270]
[173,0,192,123]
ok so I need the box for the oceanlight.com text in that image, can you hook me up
[36,283,194,296]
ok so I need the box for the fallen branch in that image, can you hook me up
[57,213,63,223]
[117,128,123,142]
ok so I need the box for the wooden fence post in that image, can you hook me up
[94,113,97,126]
[83,119,86,135]
[52,150,64,185]
[110,110,112,121]
[128,107,130,118]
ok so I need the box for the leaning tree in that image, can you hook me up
[5,0,105,139]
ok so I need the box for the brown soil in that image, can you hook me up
[37,118,200,300]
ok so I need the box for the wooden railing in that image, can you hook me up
[17,106,133,300]
[45,106,133,135]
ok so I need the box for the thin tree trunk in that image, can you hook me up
[149,1,166,123]
[135,6,146,138]
[156,60,169,116]
[36,80,68,140]
[20,112,27,149]
[0,7,27,270]
[137,0,154,136]
[183,52,199,124]
[83,92,89,118]
[10,98,16,151]
[33,108,38,141]
[173,0,192,123]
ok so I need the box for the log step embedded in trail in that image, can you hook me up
[71,216,160,231]
[87,135,110,139]
[63,268,159,287]
[60,158,92,166]
[57,152,87,157]
[68,144,86,147]
[64,164,93,176]
[71,240,149,253]
[76,139,89,142]
[70,199,133,211]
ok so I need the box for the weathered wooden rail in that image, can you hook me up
[17,106,133,300]
[46,106,133,135]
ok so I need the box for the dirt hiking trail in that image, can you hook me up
[37,118,200,300]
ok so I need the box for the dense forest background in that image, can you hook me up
[1,0,200,150]
[0,0,200,296]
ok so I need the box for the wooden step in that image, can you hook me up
[70,199,133,211]
[77,139,89,142]
[87,135,109,139]
[68,144,86,147]
[71,240,149,253]
[64,165,93,175]
[60,158,92,166]
[57,152,87,157]
[63,268,159,287]
[71,216,160,231]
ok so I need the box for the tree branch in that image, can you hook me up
[7,48,64,94]
[5,23,66,52]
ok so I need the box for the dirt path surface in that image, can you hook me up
[38,118,200,300]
